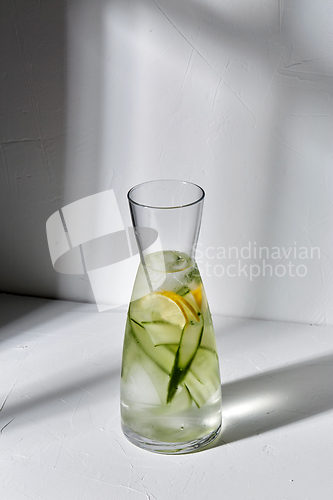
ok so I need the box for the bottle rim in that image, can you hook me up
[127,179,205,209]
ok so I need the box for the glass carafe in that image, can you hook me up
[120,180,222,454]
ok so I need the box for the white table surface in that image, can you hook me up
[0,293,332,500]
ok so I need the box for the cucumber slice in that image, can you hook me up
[129,320,217,408]
[142,321,182,346]
[190,347,220,383]
[178,316,203,368]
[176,285,190,296]
[165,345,220,408]
[199,314,218,352]
[129,319,194,408]
[121,318,140,381]
[124,320,179,404]
[130,319,176,375]
[183,375,213,408]
[167,312,204,403]
[128,292,218,407]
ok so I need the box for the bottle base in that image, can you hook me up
[121,422,221,455]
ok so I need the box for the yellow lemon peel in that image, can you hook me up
[157,291,200,323]
[192,285,202,309]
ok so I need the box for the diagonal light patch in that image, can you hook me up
[46,190,164,311]
[61,190,124,247]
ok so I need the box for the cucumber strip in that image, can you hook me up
[130,319,175,375]
[176,285,190,296]
[142,321,182,346]
[178,318,203,368]
[198,344,219,355]
[121,318,140,381]
[189,347,220,389]
[167,314,204,403]
[129,319,194,408]
[184,347,220,407]
[166,344,220,408]
[129,316,216,408]
[183,375,209,408]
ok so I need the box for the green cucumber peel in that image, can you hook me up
[167,323,204,403]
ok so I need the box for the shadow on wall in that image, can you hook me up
[0,0,67,300]
[1,0,332,326]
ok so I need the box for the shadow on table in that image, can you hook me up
[0,294,102,344]
[0,295,122,430]
[0,365,120,430]
[210,353,333,448]
[0,294,51,336]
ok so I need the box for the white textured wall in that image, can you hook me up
[1,0,333,325]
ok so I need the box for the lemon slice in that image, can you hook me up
[130,292,186,328]
[191,285,202,309]
[157,291,199,322]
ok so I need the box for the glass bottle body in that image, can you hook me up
[120,181,222,454]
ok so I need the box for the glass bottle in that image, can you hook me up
[120,180,222,454]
